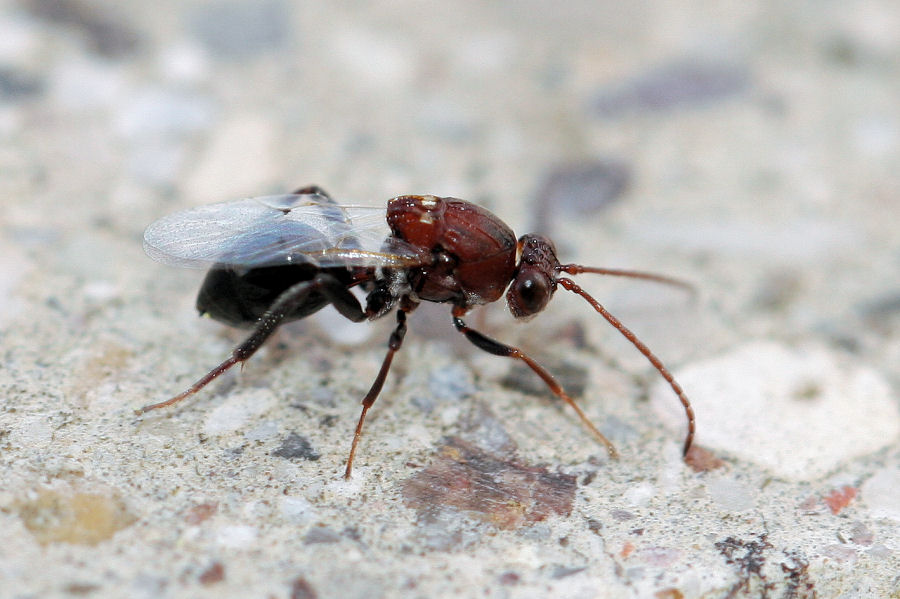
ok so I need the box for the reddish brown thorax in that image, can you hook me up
[387,195,517,307]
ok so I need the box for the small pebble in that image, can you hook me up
[244,420,278,442]
[622,482,656,508]
[592,59,750,117]
[15,487,135,546]
[823,485,857,515]
[272,432,320,461]
[184,503,218,525]
[303,526,341,545]
[860,467,900,522]
[215,525,257,548]
[290,577,318,599]
[198,562,225,585]
[0,66,43,100]
[188,0,289,59]
[23,0,141,58]
[203,389,275,436]
[848,522,874,546]
[280,496,317,524]
[705,477,755,512]
[532,159,631,232]
[822,544,858,564]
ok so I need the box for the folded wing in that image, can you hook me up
[143,193,429,269]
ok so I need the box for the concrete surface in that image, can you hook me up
[1,1,899,597]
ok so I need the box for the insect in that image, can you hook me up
[139,185,695,478]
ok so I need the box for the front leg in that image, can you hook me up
[451,305,618,458]
[137,273,367,414]
[343,301,415,478]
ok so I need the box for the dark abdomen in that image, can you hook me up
[196,263,346,327]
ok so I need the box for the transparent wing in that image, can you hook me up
[143,193,428,269]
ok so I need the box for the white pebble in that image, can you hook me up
[280,496,317,524]
[203,389,275,436]
[706,477,755,512]
[652,341,898,480]
[861,467,900,522]
[215,525,258,548]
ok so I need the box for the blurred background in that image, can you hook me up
[1,1,899,597]
[2,1,898,340]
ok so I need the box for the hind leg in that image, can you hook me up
[138,273,367,414]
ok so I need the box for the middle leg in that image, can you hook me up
[344,302,413,478]
[451,305,618,458]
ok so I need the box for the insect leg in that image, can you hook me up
[137,273,366,414]
[451,305,618,459]
[344,305,411,478]
[556,277,695,457]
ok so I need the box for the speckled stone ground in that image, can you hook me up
[1,2,899,598]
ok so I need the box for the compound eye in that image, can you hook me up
[508,272,552,318]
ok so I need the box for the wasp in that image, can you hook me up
[140,185,695,477]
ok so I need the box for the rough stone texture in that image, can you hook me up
[651,341,899,480]
[1,2,899,598]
